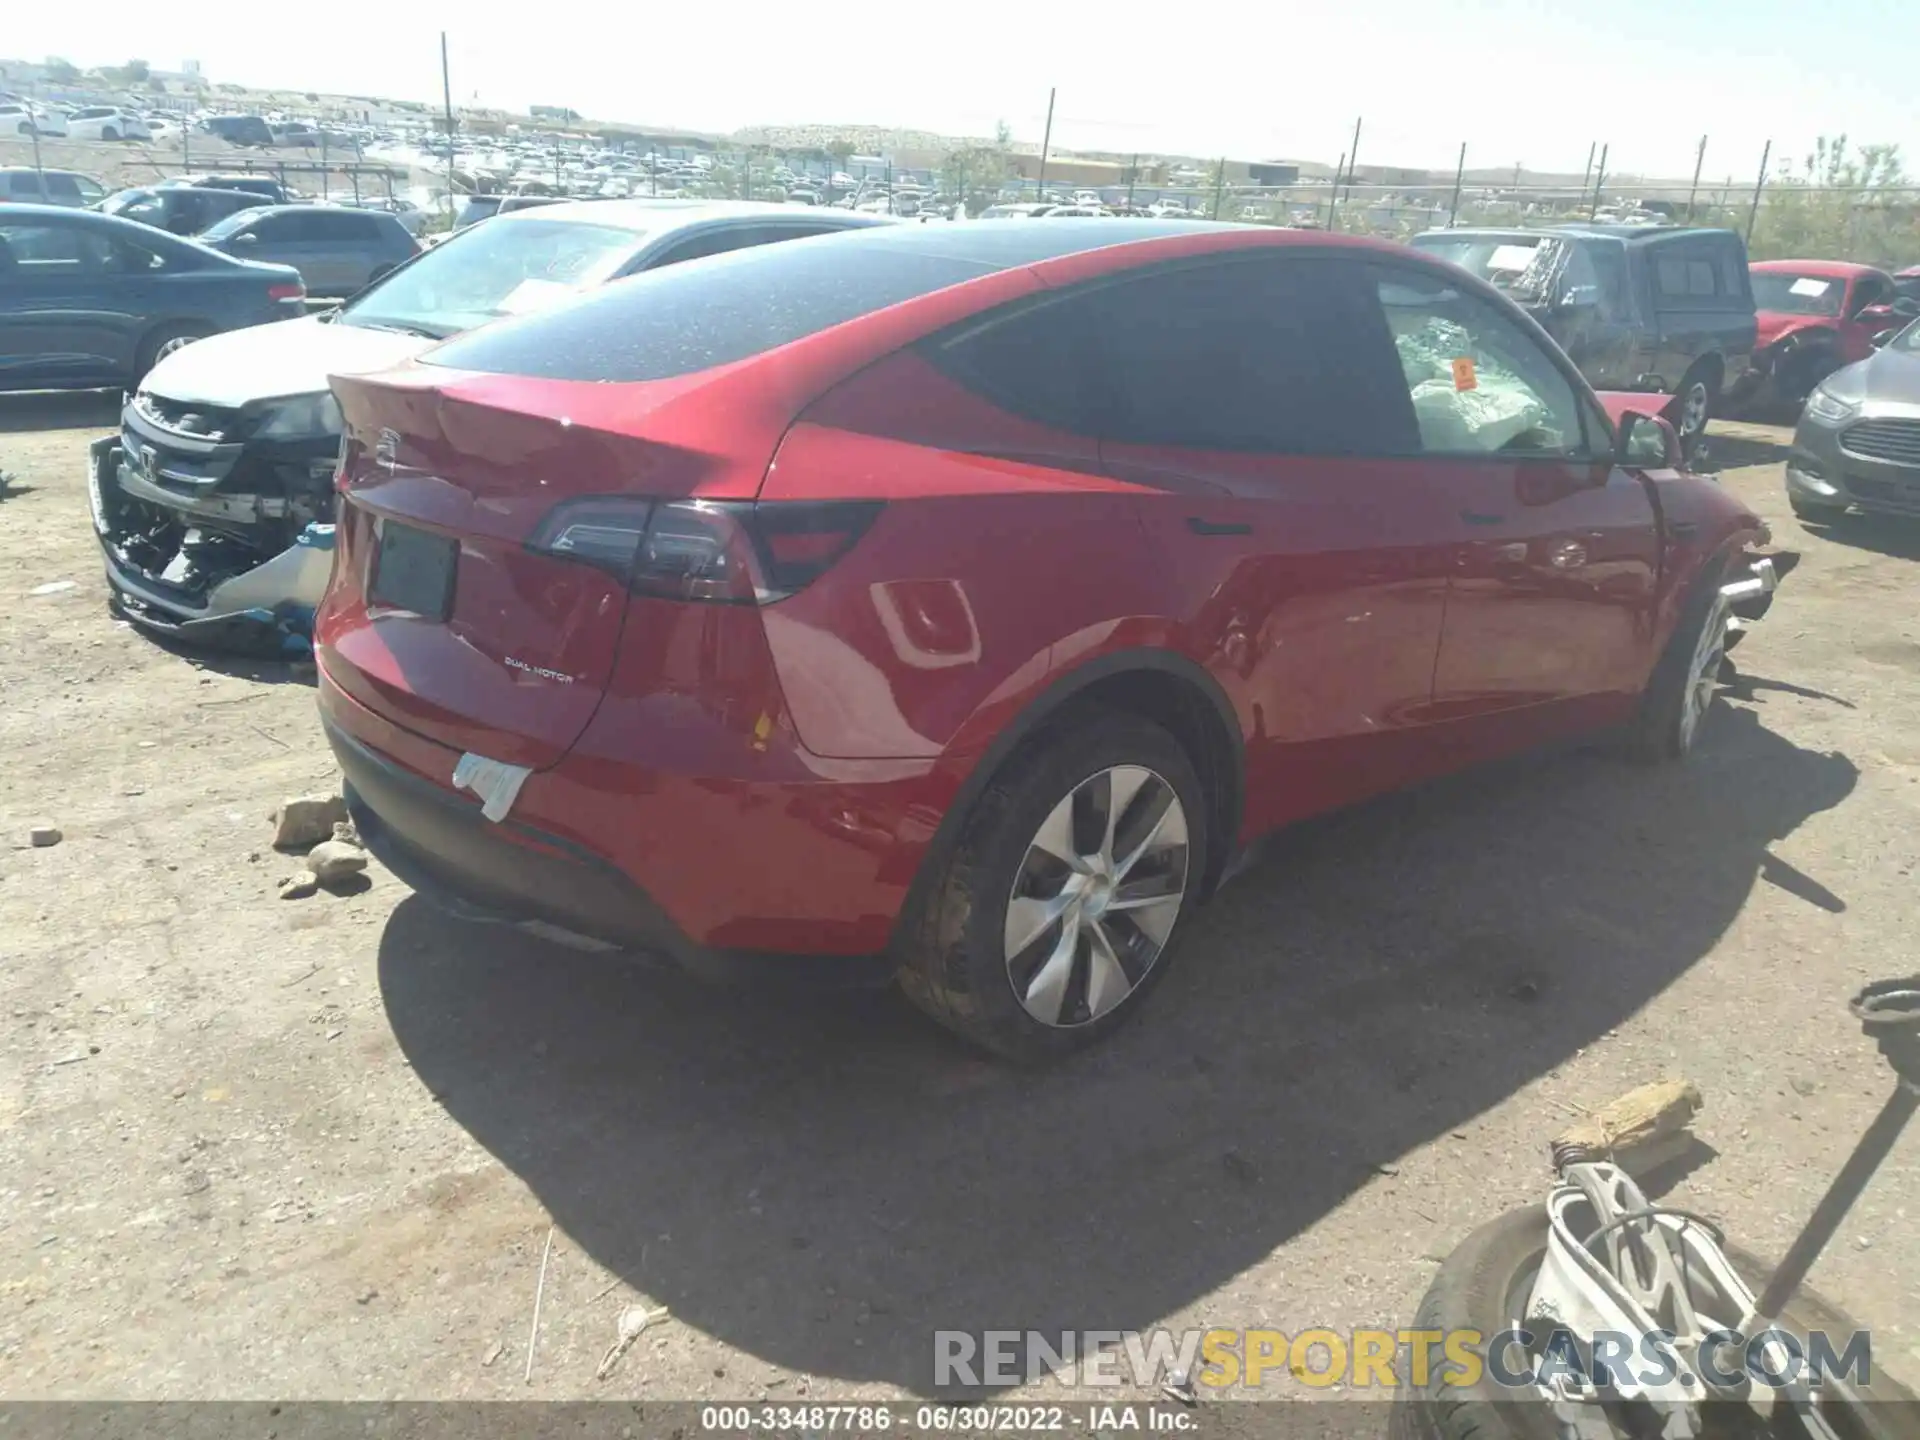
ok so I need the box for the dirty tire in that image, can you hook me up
[1395,1205,1918,1440]
[1626,554,1730,763]
[136,322,212,379]
[894,710,1208,1063]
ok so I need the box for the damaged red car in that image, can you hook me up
[1739,260,1918,406]
[316,223,1783,1060]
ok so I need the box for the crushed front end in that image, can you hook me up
[88,390,344,653]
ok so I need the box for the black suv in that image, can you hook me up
[103,186,269,237]
[1411,225,1756,456]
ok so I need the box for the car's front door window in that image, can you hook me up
[1369,265,1602,460]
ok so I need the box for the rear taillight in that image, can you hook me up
[529,498,882,604]
[268,282,306,302]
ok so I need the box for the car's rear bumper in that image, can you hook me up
[317,666,924,985]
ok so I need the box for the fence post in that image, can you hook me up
[1589,143,1608,220]
[1684,134,1707,223]
[1127,152,1138,209]
[1212,158,1225,220]
[1448,142,1467,227]
[1745,140,1772,245]
[1036,87,1056,198]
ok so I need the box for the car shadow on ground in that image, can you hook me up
[0,390,121,433]
[1701,431,1794,471]
[1796,512,1920,562]
[377,695,1856,1394]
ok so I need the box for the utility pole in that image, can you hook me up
[1036,87,1055,201]
[1684,134,1707,223]
[1323,151,1345,229]
[1342,116,1362,205]
[1127,152,1138,209]
[1211,157,1226,220]
[29,117,44,182]
[439,32,457,222]
[1589,143,1609,220]
[1448,142,1467,227]
[1746,140,1772,245]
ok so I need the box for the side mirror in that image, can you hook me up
[1617,411,1680,469]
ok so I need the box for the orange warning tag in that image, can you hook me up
[1451,356,1478,391]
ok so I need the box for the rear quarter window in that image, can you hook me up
[424,239,994,382]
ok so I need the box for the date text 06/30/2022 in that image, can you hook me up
[700,1404,1197,1432]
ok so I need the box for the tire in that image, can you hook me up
[1673,366,1718,465]
[102,127,119,142]
[135,322,213,379]
[895,710,1209,1063]
[1776,348,1836,410]
[1627,555,1730,763]
[1397,1204,1919,1440]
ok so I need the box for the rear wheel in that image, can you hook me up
[896,711,1208,1062]
[102,127,120,141]
[136,322,213,379]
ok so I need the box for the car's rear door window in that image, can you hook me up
[921,253,1419,456]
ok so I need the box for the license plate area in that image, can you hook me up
[368,519,457,620]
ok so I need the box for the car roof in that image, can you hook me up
[1750,258,1882,279]
[495,197,896,235]
[0,201,122,222]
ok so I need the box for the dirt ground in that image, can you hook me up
[1,398,1917,1403]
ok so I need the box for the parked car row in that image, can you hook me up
[7,194,1847,1054]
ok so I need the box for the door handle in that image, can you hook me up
[1186,517,1252,536]
[1459,510,1506,526]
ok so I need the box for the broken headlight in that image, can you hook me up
[253,392,344,441]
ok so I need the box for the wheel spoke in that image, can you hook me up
[1028,794,1080,870]
[1113,782,1184,881]
[1102,766,1154,867]
[1004,890,1073,959]
[1070,770,1111,861]
[1084,921,1132,1019]
[1108,880,1184,945]
[1020,909,1082,1024]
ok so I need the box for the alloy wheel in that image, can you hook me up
[1678,381,1710,440]
[154,334,199,361]
[1003,765,1190,1027]
[1679,593,1731,751]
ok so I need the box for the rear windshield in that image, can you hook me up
[1750,272,1845,317]
[1410,234,1567,306]
[340,218,645,340]
[423,238,997,382]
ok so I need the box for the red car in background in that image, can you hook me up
[315,223,1782,1060]
[1741,259,1917,406]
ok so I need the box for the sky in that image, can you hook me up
[7,0,1916,180]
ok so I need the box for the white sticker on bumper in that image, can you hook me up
[451,752,533,823]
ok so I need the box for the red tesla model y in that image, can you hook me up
[316,221,1780,1059]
